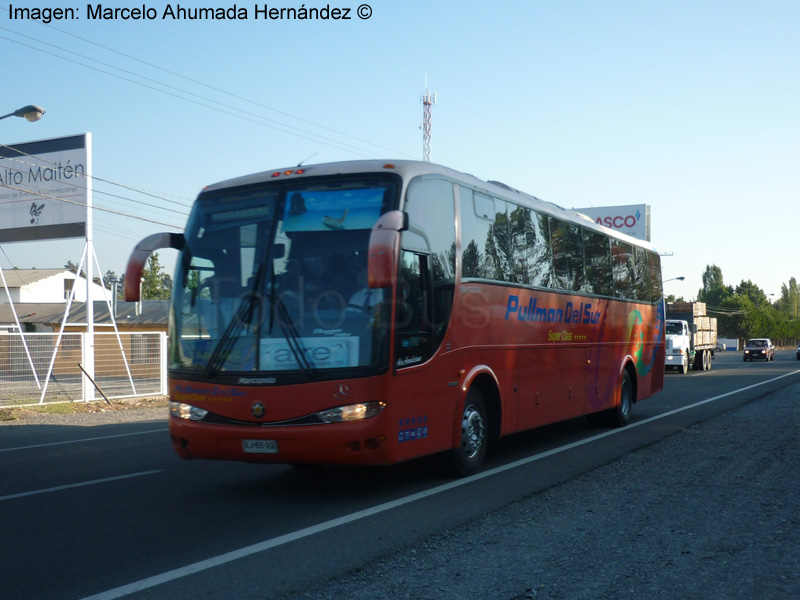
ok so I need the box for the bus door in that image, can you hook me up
[391,249,459,457]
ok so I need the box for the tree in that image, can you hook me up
[141,253,172,300]
[776,277,800,321]
[64,260,84,277]
[103,270,124,298]
[735,280,769,308]
[665,294,687,304]
[718,295,765,340]
[697,264,731,307]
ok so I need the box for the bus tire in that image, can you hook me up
[609,369,633,428]
[587,369,633,428]
[451,387,488,477]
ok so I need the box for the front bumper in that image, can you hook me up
[169,416,397,466]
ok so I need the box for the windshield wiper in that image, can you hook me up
[202,293,256,378]
[272,294,317,376]
[265,260,316,376]
[203,264,266,378]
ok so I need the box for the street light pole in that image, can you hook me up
[0,103,47,398]
[0,105,46,122]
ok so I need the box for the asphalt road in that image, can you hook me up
[1,350,798,600]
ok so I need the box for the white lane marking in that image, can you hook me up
[83,369,800,600]
[0,470,163,501]
[0,428,168,453]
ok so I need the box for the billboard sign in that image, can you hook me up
[574,204,650,241]
[0,133,90,243]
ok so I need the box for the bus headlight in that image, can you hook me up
[169,401,208,421]
[317,401,386,423]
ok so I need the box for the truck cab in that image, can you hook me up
[665,319,694,374]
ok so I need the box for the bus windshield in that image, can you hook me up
[170,176,397,378]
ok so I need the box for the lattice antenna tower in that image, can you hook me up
[421,77,437,162]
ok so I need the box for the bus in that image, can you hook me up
[125,160,665,475]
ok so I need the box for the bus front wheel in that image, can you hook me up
[451,388,488,477]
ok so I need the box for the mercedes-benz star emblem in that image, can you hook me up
[251,401,265,419]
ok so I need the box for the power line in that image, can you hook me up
[34,18,413,159]
[0,179,185,229]
[0,23,414,160]
[0,148,192,222]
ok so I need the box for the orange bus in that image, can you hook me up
[126,160,665,475]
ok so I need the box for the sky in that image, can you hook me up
[1,0,798,303]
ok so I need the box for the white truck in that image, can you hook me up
[665,302,718,373]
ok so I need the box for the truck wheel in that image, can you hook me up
[450,387,488,477]
[705,350,712,371]
[680,354,689,374]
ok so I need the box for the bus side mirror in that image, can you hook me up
[368,210,408,288]
[124,232,185,301]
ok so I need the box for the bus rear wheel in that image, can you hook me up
[609,370,633,427]
[587,370,632,428]
[451,388,488,477]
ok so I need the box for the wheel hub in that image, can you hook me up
[461,405,485,459]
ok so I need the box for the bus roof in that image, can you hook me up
[201,159,659,253]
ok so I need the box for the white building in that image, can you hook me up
[0,269,110,303]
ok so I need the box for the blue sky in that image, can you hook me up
[1,1,798,303]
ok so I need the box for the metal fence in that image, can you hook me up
[0,331,167,408]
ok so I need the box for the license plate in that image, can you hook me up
[242,439,279,454]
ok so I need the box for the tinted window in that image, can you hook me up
[486,198,515,282]
[583,229,614,296]
[405,178,456,282]
[403,177,457,355]
[550,217,585,291]
[396,250,435,367]
[634,247,651,301]
[461,188,490,279]
[648,251,662,299]
[611,240,634,299]
[458,187,659,303]
[460,188,554,288]
[526,210,554,287]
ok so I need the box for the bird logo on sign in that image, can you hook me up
[30,202,45,224]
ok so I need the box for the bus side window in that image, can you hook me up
[396,250,435,367]
[611,239,634,299]
[634,247,651,302]
[550,217,585,291]
[583,229,614,296]
[647,251,663,301]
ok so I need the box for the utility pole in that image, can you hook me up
[421,76,436,162]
